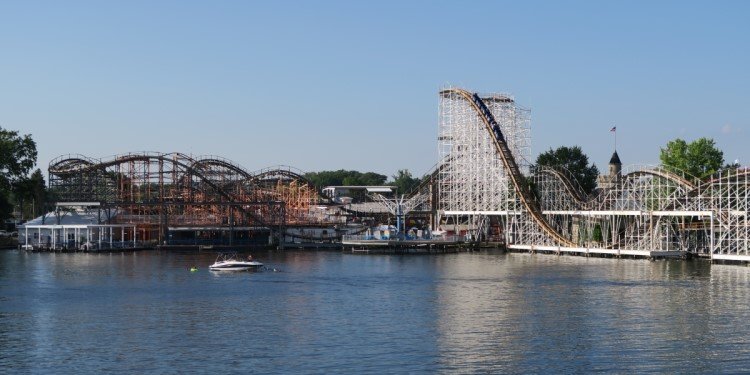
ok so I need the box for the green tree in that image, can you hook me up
[14,169,47,219]
[660,137,724,179]
[390,169,421,194]
[536,146,599,194]
[359,172,389,186]
[305,170,387,187]
[592,224,603,242]
[342,175,369,186]
[0,194,12,222]
[0,127,38,219]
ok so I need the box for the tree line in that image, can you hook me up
[304,169,424,194]
[536,137,727,196]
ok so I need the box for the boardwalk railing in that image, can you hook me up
[342,234,466,243]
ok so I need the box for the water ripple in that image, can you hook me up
[1,250,749,373]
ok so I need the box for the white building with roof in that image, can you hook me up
[18,204,137,251]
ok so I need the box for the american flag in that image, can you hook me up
[610,126,616,132]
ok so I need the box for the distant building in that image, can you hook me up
[322,186,395,204]
[597,150,622,189]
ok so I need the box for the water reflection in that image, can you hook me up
[434,253,750,373]
[2,250,750,373]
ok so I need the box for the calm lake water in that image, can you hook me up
[2,249,750,373]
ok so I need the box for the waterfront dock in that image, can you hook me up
[508,244,684,260]
[21,245,152,253]
[349,246,467,255]
[342,234,476,254]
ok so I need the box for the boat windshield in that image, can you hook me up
[214,252,239,263]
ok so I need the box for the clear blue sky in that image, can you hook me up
[1,1,748,178]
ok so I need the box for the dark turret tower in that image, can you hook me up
[598,151,623,189]
[609,151,622,177]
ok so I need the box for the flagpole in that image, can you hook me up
[609,126,618,152]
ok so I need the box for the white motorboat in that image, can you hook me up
[209,253,264,271]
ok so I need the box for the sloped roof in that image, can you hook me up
[609,151,622,165]
[19,210,117,227]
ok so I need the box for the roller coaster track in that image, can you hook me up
[51,153,276,225]
[658,168,750,213]
[250,168,332,203]
[601,169,697,250]
[443,88,576,247]
[49,154,103,175]
[192,159,319,188]
[536,167,589,205]
[52,153,325,201]
[696,168,750,189]
[49,153,345,241]
[193,156,255,180]
[251,167,316,187]
[626,168,696,191]
[531,165,700,249]
[536,166,697,210]
[192,159,330,202]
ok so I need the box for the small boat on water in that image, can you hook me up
[209,253,264,271]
